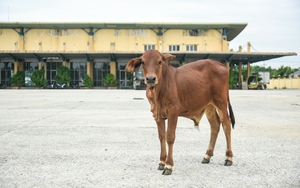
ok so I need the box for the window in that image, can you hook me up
[70,62,87,87]
[93,62,110,87]
[64,29,69,36]
[144,45,155,51]
[46,62,62,84]
[0,62,14,86]
[63,29,78,36]
[132,29,146,36]
[25,62,38,86]
[169,45,180,52]
[110,43,115,51]
[188,30,206,36]
[115,29,121,36]
[49,29,62,36]
[186,45,198,52]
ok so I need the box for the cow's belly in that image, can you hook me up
[179,108,206,126]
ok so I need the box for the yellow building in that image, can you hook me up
[0,22,296,88]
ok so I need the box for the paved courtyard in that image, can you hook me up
[0,89,299,187]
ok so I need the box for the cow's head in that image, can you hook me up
[125,50,176,87]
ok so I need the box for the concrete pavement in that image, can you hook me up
[0,89,299,187]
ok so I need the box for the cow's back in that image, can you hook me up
[175,59,229,114]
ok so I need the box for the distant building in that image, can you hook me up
[289,70,300,78]
[0,22,297,88]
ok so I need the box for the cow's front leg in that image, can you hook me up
[162,115,178,175]
[156,119,166,170]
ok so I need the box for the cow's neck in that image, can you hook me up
[155,64,177,101]
[147,65,177,120]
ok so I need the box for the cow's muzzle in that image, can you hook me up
[146,76,156,86]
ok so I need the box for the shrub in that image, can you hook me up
[103,73,119,87]
[31,69,47,87]
[83,74,93,88]
[10,71,25,87]
[54,66,71,84]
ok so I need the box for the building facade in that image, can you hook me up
[0,22,296,88]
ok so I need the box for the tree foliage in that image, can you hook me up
[231,64,296,83]
[31,69,47,87]
[83,74,93,88]
[10,71,25,87]
[54,66,71,84]
[103,73,119,87]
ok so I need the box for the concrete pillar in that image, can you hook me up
[230,63,234,75]
[238,46,242,52]
[13,60,24,73]
[247,42,251,78]
[38,62,43,70]
[65,61,70,69]
[14,61,18,74]
[110,61,116,78]
[247,42,251,52]
[87,61,94,83]
[247,62,251,78]
[238,62,243,85]
[19,60,24,72]
[224,62,230,70]
[87,62,90,76]
[44,62,47,79]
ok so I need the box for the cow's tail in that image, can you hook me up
[228,96,235,129]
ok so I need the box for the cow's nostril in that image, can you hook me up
[146,76,156,84]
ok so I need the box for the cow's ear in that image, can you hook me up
[125,57,142,72]
[162,54,176,62]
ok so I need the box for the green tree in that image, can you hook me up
[126,72,133,86]
[10,71,25,87]
[276,65,295,78]
[103,73,119,87]
[229,74,236,88]
[231,64,295,80]
[83,74,93,88]
[54,66,71,84]
[31,69,47,87]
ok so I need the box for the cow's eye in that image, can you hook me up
[141,61,145,65]
[158,61,162,65]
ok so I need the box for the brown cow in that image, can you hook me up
[125,50,235,175]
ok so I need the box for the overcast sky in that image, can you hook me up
[0,0,299,68]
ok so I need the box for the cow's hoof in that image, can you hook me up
[162,168,172,175]
[158,163,165,170]
[201,158,210,164]
[224,159,233,166]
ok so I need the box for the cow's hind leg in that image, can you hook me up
[217,105,233,166]
[156,120,167,170]
[202,105,221,164]
[221,112,233,166]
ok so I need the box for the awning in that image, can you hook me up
[0,51,296,65]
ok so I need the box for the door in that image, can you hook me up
[118,62,132,89]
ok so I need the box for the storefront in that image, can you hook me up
[0,62,14,86]
[25,62,38,86]
[93,62,110,87]
[117,62,132,89]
